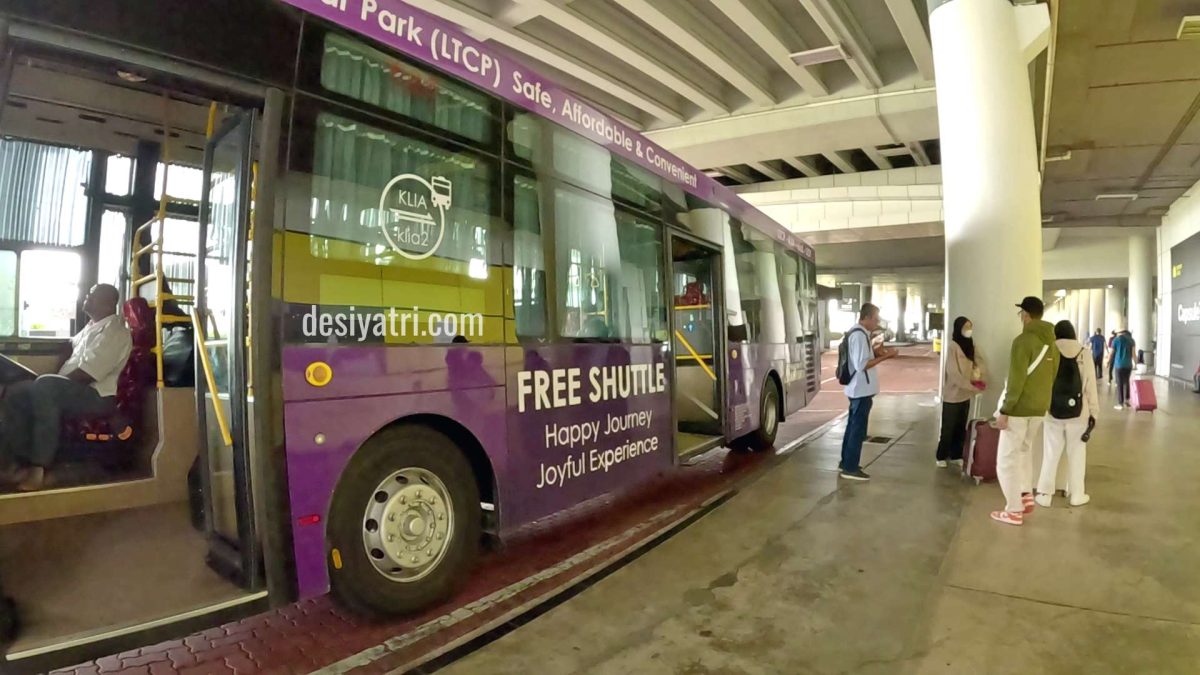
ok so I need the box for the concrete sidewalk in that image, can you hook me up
[442,378,1200,675]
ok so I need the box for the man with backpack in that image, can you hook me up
[1111,329,1136,409]
[836,303,898,481]
[992,296,1059,526]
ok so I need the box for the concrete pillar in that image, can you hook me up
[1075,290,1088,334]
[933,0,1049,413]
[1088,288,1105,337]
[1105,286,1125,336]
[1128,235,1155,352]
[898,287,909,341]
[1065,291,1078,334]
[859,284,870,310]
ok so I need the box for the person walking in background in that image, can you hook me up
[991,297,1059,526]
[1112,328,1136,409]
[838,303,898,482]
[936,316,987,468]
[1037,321,1097,508]
[1088,328,1106,381]
[1106,329,1117,385]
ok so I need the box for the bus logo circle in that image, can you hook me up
[378,174,453,260]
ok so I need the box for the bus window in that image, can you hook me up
[105,154,134,197]
[97,210,130,289]
[19,249,82,338]
[511,174,547,340]
[0,251,16,336]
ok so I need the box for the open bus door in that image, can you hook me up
[669,234,726,459]
[195,109,261,590]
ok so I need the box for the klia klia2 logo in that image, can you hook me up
[378,174,453,260]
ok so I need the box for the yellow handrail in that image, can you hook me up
[674,330,717,382]
[192,307,234,447]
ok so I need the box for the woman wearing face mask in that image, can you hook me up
[936,316,987,467]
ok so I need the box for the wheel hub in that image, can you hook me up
[362,468,454,582]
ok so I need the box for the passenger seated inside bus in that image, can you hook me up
[0,284,131,492]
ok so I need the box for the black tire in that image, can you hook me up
[327,424,481,616]
[745,377,781,451]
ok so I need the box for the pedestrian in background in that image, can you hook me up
[1088,328,1105,381]
[1111,328,1136,409]
[935,316,987,468]
[838,303,898,482]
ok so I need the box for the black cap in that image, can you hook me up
[1016,296,1044,315]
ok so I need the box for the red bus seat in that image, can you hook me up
[64,297,157,449]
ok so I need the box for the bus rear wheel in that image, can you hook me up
[327,425,481,616]
[746,378,781,451]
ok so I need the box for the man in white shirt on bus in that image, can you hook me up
[0,284,131,491]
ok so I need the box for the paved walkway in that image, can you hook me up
[441,376,1200,675]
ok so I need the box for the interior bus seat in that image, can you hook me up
[59,297,157,469]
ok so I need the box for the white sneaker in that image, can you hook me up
[1114,405,1123,410]
[936,460,948,468]
[1035,494,1052,508]
[1070,494,1091,507]
[952,458,964,467]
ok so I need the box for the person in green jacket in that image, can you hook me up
[991,296,1060,526]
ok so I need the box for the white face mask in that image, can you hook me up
[962,329,973,339]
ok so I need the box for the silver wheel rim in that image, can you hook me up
[362,467,454,583]
[763,388,778,435]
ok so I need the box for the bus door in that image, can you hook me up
[669,234,725,458]
[194,109,261,589]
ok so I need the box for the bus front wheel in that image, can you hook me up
[327,424,481,616]
[746,378,781,451]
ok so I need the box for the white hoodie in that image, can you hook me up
[1055,338,1100,421]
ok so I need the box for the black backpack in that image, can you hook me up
[1050,351,1084,419]
[836,327,868,386]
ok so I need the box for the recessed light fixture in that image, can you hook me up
[117,70,147,83]
[789,44,850,67]
[1045,149,1072,162]
[1055,289,1067,298]
[1177,15,1200,40]
[1095,192,1139,201]
[1107,284,1114,289]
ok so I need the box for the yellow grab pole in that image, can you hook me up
[192,307,234,447]
[674,330,717,382]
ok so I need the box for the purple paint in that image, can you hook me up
[282,342,672,597]
[279,0,813,262]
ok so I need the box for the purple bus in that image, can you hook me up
[0,0,818,668]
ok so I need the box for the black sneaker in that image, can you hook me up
[839,468,871,481]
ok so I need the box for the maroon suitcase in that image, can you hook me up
[965,420,999,484]
[1131,378,1157,412]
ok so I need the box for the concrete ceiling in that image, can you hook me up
[407,0,939,183]
[1042,0,1200,228]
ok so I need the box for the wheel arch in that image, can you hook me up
[765,369,786,423]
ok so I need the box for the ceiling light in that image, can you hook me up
[1177,16,1200,40]
[1095,192,1139,201]
[1055,289,1067,298]
[117,70,148,83]
[789,44,850,67]
[1041,214,1055,223]
[1045,149,1072,162]
[1107,284,1114,289]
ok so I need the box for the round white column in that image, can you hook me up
[1075,290,1089,334]
[1128,235,1155,352]
[1065,291,1078,333]
[1105,285,1125,336]
[1088,287,1105,337]
[933,0,1046,413]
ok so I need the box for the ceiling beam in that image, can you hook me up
[491,0,540,27]
[824,150,857,173]
[883,0,935,81]
[514,0,729,116]
[747,161,788,181]
[861,146,893,170]
[718,166,756,184]
[798,0,883,89]
[783,156,821,177]
[403,0,684,124]
[610,0,775,107]
[907,141,931,166]
[710,0,829,97]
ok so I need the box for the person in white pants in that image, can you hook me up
[1036,320,1098,507]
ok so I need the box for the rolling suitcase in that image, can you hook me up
[964,396,998,484]
[1131,378,1157,412]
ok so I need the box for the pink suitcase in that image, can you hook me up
[1131,378,1157,412]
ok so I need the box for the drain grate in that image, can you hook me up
[864,435,893,444]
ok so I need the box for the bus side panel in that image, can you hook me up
[729,343,794,439]
[500,343,674,528]
[280,344,508,599]
[726,342,754,438]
